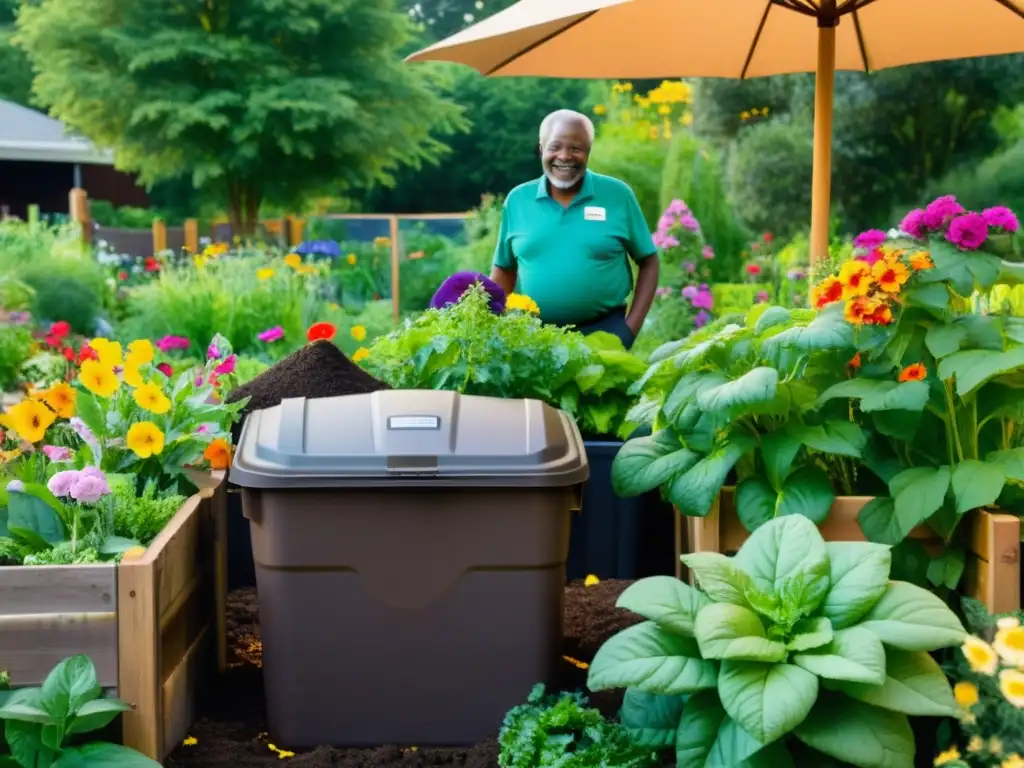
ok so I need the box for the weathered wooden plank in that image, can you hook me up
[161,625,212,758]
[0,612,117,687]
[965,511,1021,614]
[0,564,116,615]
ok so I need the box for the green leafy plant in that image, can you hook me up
[587,515,966,767]
[110,478,185,545]
[0,654,160,766]
[497,683,659,768]
[0,324,33,392]
[573,332,649,439]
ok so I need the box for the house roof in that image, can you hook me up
[0,99,113,165]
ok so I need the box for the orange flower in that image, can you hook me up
[867,301,893,326]
[42,382,76,419]
[811,276,843,309]
[306,322,337,342]
[872,257,910,295]
[909,251,934,270]
[844,296,879,325]
[848,352,862,372]
[203,438,233,470]
[899,363,927,382]
[839,261,873,299]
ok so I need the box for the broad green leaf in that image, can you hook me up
[791,626,886,685]
[830,648,958,717]
[761,431,801,492]
[856,497,904,546]
[717,661,819,743]
[672,689,726,768]
[66,697,132,736]
[668,437,755,517]
[735,468,834,532]
[39,654,101,739]
[663,373,717,426]
[858,581,966,651]
[938,346,1024,397]
[924,240,1001,296]
[52,742,162,767]
[696,367,779,415]
[4,719,58,768]
[679,552,757,608]
[988,447,1024,482]
[735,477,777,532]
[618,689,686,748]
[754,306,791,334]
[733,515,830,613]
[816,379,929,413]
[926,548,965,590]
[7,492,64,545]
[616,576,711,637]
[761,306,853,363]
[792,421,866,458]
[787,617,834,652]
[924,323,966,359]
[904,282,950,312]
[694,603,787,662]
[611,430,697,498]
[0,700,53,724]
[950,459,1005,515]
[587,621,719,695]
[889,466,951,536]
[704,715,767,768]
[822,541,892,629]
[794,694,914,768]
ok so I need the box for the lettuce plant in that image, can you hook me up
[587,515,966,767]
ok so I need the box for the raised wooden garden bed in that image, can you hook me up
[675,490,1020,614]
[0,471,227,762]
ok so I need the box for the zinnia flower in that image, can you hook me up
[854,229,887,249]
[909,251,934,270]
[812,276,844,309]
[746,263,761,277]
[42,382,76,419]
[89,338,123,368]
[258,326,284,343]
[156,362,173,378]
[924,195,965,230]
[994,624,1024,667]
[203,438,233,470]
[983,206,1020,233]
[1000,669,1024,708]
[156,335,190,352]
[838,261,873,298]
[352,347,370,363]
[954,681,979,709]
[899,209,926,238]
[962,635,999,675]
[133,383,171,415]
[307,322,337,342]
[429,271,507,314]
[872,257,910,295]
[78,360,120,398]
[214,355,236,376]
[1,399,57,443]
[946,212,989,251]
[126,422,165,458]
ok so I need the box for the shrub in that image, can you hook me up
[0,323,33,391]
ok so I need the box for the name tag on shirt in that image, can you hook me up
[583,206,607,222]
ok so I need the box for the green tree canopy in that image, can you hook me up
[16,0,466,234]
[0,0,32,106]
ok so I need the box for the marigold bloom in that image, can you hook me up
[899,363,927,382]
[350,325,367,342]
[133,383,171,415]
[79,360,120,398]
[954,681,979,709]
[1,399,57,443]
[352,347,370,363]
[1001,669,1024,708]
[42,382,76,419]
[126,421,165,458]
[506,293,541,314]
[307,322,337,342]
[203,438,232,470]
[962,635,999,675]
[89,338,123,368]
[839,260,873,298]
[811,276,843,309]
[872,257,910,295]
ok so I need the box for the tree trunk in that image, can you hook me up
[226,180,262,240]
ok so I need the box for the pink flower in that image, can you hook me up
[42,445,72,462]
[900,208,927,238]
[755,290,770,303]
[69,468,110,504]
[946,212,988,251]
[685,262,696,273]
[680,213,700,232]
[854,229,887,249]
[656,214,676,232]
[156,335,191,352]
[156,362,173,378]
[196,424,209,434]
[258,326,284,343]
[652,231,680,250]
[207,342,222,360]
[701,245,715,260]
[214,354,237,376]
[665,199,689,216]
[856,248,884,267]
[923,195,964,230]
[47,469,81,497]
[746,263,761,276]
[983,206,1020,233]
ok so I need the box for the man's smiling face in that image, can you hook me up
[541,119,591,190]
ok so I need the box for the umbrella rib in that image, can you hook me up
[852,6,870,73]
[740,0,774,79]
[773,0,819,16]
[482,10,599,76]
[990,0,1024,18]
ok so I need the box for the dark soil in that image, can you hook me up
[226,340,390,442]
[163,579,640,768]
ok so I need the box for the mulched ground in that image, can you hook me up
[164,579,642,768]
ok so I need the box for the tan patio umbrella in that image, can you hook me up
[406,0,1024,262]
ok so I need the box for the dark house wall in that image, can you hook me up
[81,164,149,210]
[0,160,149,219]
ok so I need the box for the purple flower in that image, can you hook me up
[694,310,711,328]
[691,288,714,311]
[69,472,111,504]
[853,229,887,249]
[429,271,506,314]
[946,212,989,251]
[156,335,191,352]
[665,199,689,216]
[652,231,680,250]
[258,326,284,343]
[682,286,698,300]
[923,195,965,231]
[47,469,80,497]
[680,213,701,232]
[900,208,927,239]
[214,354,237,376]
[701,245,715,260]
[42,445,72,462]
[983,206,1020,233]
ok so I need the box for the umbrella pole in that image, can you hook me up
[809,22,836,267]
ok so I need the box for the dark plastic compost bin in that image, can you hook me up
[229,390,589,748]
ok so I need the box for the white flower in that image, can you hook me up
[998,616,1020,630]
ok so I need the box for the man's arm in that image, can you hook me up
[490,265,517,296]
[626,254,659,335]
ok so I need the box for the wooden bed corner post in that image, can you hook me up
[117,550,161,758]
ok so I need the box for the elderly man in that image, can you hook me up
[488,109,659,349]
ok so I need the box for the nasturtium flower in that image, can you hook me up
[89,338,123,368]
[127,339,155,364]
[350,325,367,342]
[352,347,370,363]
[963,635,999,675]
[909,251,934,270]
[203,438,233,470]
[0,399,57,443]
[307,322,337,342]
[954,681,979,709]
[811,276,843,309]
[42,382,76,419]
[869,301,894,326]
[126,421,165,458]
[79,360,120,398]
[133,383,171,415]
[994,624,1024,667]
[838,260,873,299]
[1000,669,1024,708]
[899,363,927,382]
[256,268,275,281]
[844,295,878,326]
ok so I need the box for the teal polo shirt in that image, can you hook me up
[492,170,657,326]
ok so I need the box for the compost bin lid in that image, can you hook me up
[229,390,589,488]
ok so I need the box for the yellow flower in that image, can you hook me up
[584,574,600,586]
[268,743,295,759]
[296,264,317,276]
[838,260,874,298]
[127,339,154,364]
[193,254,208,269]
[78,360,120,398]
[257,268,275,281]
[506,293,540,314]
[350,325,367,342]
[1002,755,1024,768]
[1000,668,1024,707]
[954,681,979,709]
[762,106,770,115]
[126,421,165,458]
[182,736,198,747]
[133,383,171,415]
[935,747,961,766]
[373,236,391,248]
[123,359,144,388]
[740,110,751,120]
[909,250,934,270]
[991,737,1004,755]
[872,256,911,295]
[89,338,123,368]
[0,448,22,463]
[329,303,341,311]
[1,399,56,443]
[352,347,369,363]
[593,104,607,116]
[751,107,761,116]
[967,735,984,753]
[346,253,357,266]
[284,253,302,269]
[657,104,671,115]
[994,624,1024,666]
[42,382,76,419]
[680,112,694,126]
[963,635,1000,675]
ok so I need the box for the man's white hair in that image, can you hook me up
[539,109,595,147]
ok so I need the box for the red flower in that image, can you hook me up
[44,334,61,348]
[117,270,129,281]
[78,344,98,362]
[306,321,337,342]
[156,362,173,378]
[144,257,160,273]
[50,321,71,338]
[62,347,76,362]
[746,264,762,276]
[763,232,774,242]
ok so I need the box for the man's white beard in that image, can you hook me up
[545,168,583,189]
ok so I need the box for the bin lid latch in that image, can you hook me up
[386,455,439,477]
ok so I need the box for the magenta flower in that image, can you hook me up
[207,342,222,360]
[42,445,72,462]
[652,231,680,250]
[856,248,884,267]
[682,286,698,300]
[258,326,284,343]
[854,229,887,249]
[694,310,711,328]
[665,199,689,216]
[214,354,237,376]
[900,208,927,239]
[701,245,715,260]
[691,288,714,311]
[655,286,672,298]
[156,335,190,352]
[923,195,965,230]
[983,206,1020,233]
[156,362,173,378]
[946,212,988,251]
[656,214,676,232]
[756,290,770,304]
